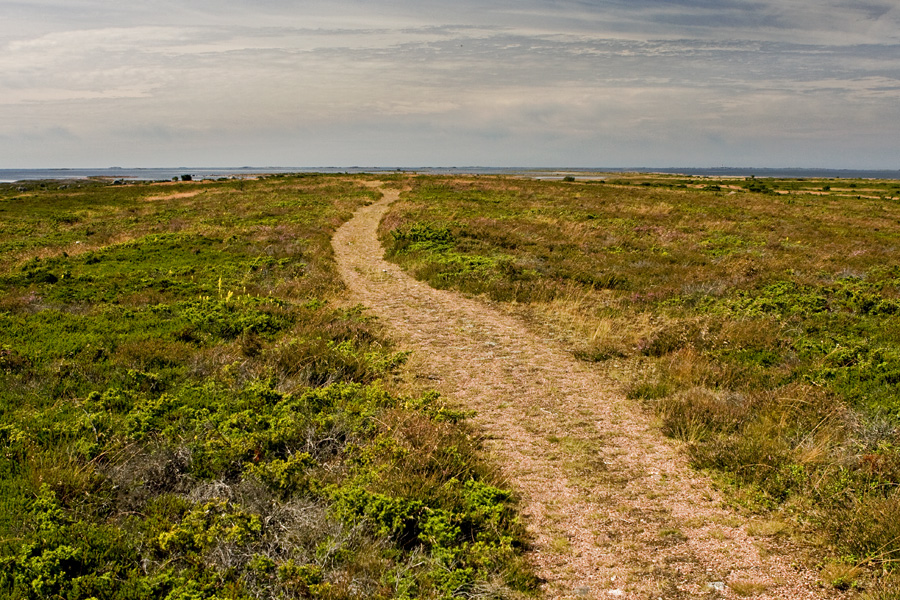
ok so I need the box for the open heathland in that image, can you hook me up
[0,176,536,600]
[380,174,900,593]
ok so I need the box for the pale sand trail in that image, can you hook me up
[332,186,826,599]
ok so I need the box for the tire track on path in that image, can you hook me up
[332,185,823,599]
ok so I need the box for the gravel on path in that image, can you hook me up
[332,186,826,599]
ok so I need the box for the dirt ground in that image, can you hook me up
[332,185,830,599]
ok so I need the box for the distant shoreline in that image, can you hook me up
[2,166,900,183]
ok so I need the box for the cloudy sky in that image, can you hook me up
[2,1,899,168]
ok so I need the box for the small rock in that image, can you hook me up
[708,581,726,592]
[608,590,625,597]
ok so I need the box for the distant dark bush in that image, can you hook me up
[745,181,773,194]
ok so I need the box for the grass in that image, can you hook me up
[728,580,770,596]
[863,573,900,599]
[745,519,787,537]
[0,175,537,599]
[820,562,866,591]
[379,173,900,574]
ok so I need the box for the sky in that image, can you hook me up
[1,1,899,169]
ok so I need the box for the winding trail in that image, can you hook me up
[333,186,824,599]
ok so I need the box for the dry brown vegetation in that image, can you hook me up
[379,173,900,594]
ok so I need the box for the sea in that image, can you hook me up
[2,166,900,183]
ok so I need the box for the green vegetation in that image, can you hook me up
[0,176,535,599]
[380,174,900,582]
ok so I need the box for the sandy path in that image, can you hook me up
[333,187,825,599]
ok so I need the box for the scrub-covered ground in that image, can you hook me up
[0,175,536,600]
[380,174,900,595]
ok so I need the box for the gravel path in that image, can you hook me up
[332,186,826,599]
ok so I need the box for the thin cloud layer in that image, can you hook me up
[1,1,898,167]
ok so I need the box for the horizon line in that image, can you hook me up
[3,166,900,172]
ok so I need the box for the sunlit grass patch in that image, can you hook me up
[728,579,771,596]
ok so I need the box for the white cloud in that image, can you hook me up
[1,1,899,167]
